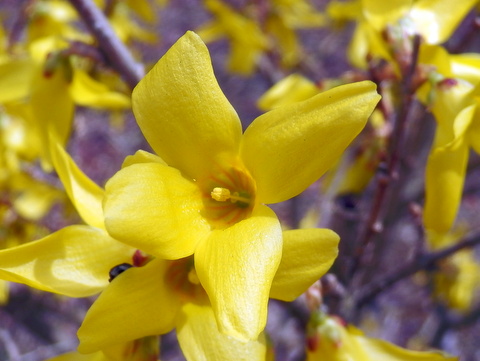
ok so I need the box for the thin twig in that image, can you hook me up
[347,35,422,279]
[355,231,480,308]
[68,0,144,90]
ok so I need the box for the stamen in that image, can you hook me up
[211,187,231,201]
[211,187,251,205]
[187,269,200,285]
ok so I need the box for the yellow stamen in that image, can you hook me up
[187,269,200,285]
[211,187,231,201]
[211,187,250,204]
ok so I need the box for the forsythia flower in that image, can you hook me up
[307,313,458,361]
[102,31,380,341]
[197,0,269,75]
[428,229,480,311]
[327,0,477,69]
[260,0,326,67]
[418,45,480,233]
[0,141,134,298]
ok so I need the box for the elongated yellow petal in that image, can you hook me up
[31,61,74,171]
[0,225,134,297]
[241,81,380,204]
[270,228,339,301]
[424,137,469,233]
[50,141,105,229]
[78,258,178,353]
[177,302,267,361]
[195,205,282,341]
[308,321,458,360]
[132,31,242,180]
[104,162,211,259]
[69,69,131,110]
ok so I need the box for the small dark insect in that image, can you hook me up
[108,263,133,282]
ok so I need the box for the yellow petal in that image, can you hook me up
[410,0,477,44]
[270,228,339,301]
[257,74,319,111]
[69,69,131,110]
[132,31,242,180]
[361,0,411,31]
[0,225,134,297]
[78,258,178,353]
[104,162,211,259]
[450,53,480,85]
[424,138,469,233]
[31,61,74,170]
[0,59,34,103]
[241,81,381,204]
[177,302,267,361]
[50,141,105,229]
[121,150,166,168]
[308,321,458,360]
[350,325,458,361]
[228,38,262,75]
[195,205,282,341]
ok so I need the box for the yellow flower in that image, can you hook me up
[102,31,380,341]
[0,141,134,297]
[327,0,477,69]
[77,192,339,356]
[307,313,458,361]
[94,0,158,44]
[197,0,269,75]
[427,229,480,311]
[262,0,326,67]
[0,36,131,170]
[198,0,326,73]
[418,45,480,233]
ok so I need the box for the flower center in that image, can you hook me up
[165,256,206,302]
[201,164,256,228]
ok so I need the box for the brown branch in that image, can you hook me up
[347,35,422,280]
[355,231,480,308]
[68,0,144,90]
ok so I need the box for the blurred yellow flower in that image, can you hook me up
[197,0,269,75]
[327,0,477,69]
[307,313,458,361]
[418,45,480,233]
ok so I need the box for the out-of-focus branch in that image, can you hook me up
[68,0,144,90]
[355,230,480,308]
[347,35,422,280]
